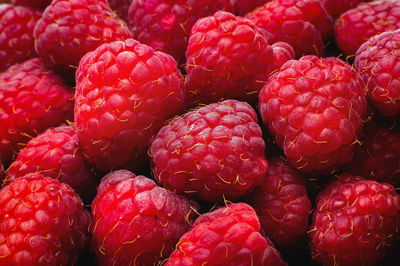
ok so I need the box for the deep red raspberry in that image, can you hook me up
[230,0,269,16]
[335,0,400,56]
[246,0,333,58]
[185,11,294,107]
[91,170,197,265]
[0,173,91,265]
[321,0,371,19]
[108,0,131,23]
[259,55,367,172]
[355,29,400,117]
[11,0,50,9]
[150,99,267,202]
[75,39,184,172]
[0,58,73,166]
[309,174,400,265]
[165,203,287,265]
[0,4,41,72]
[33,0,132,72]
[344,117,400,186]
[128,0,227,64]
[5,125,97,202]
[249,156,311,246]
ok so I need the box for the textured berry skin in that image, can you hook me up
[11,0,50,9]
[185,11,294,107]
[75,39,184,172]
[259,55,367,172]
[355,29,400,117]
[33,0,132,72]
[249,156,311,246]
[321,0,371,19]
[335,0,400,56]
[0,4,41,72]
[91,170,197,265]
[246,0,333,58]
[128,0,226,64]
[0,173,91,265]
[150,99,267,202]
[108,0,131,23]
[345,117,400,187]
[0,58,74,166]
[230,0,269,16]
[165,203,287,266]
[5,125,97,202]
[309,174,400,266]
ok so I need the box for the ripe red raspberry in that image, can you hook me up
[335,0,400,56]
[229,0,269,16]
[165,203,287,265]
[309,174,400,265]
[108,0,131,23]
[33,0,132,72]
[185,11,294,107]
[5,125,97,202]
[0,4,41,72]
[0,173,91,265]
[150,99,267,202]
[259,55,367,172]
[128,0,227,64]
[355,29,400,117]
[344,117,400,186]
[246,0,333,58]
[75,39,184,172]
[91,170,197,265]
[249,156,311,246]
[0,58,74,166]
[11,0,50,9]
[321,0,371,19]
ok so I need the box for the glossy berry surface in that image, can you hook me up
[309,174,400,266]
[166,203,287,266]
[259,55,367,172]
[150,99,268,202]
[0,58,73,165]
[0,173,91,265]
[75,38,184,172]
[91,170,197,265]
[355,29,400,117]
[5,125,97,202]
[0,4,41,72]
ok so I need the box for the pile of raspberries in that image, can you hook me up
[1,0,400,265]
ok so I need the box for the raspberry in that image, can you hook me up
[309,174,400,265]
[5,125,97,202]
[165,203,287,265]
[246,0,333,58]
[321,0,371,19]
[335,0,400,56]
[249,156,311,246]
[0,58,74,166]
[91,170,197,265]
[259,55,367,172]
[75,39,184,172]
[11,0,50,9]
[344,117,400,186]
[150,99,267,202]
[108,0,131,23]
[185,11,294,107]
[128,0,226,64]
[0,173,91,265]
[355,29,400,117]
[33,0,132,72]
[0,4,41,72]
